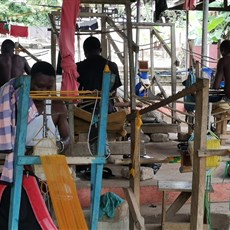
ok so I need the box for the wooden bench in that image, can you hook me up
[125,123,181,134]
[158,180,213,230]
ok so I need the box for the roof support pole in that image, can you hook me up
[200,0,209,76]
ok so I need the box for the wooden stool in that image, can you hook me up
[158,180,213,230]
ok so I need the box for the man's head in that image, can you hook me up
[31,61,56,91]
[220,40,230,56]
[83,36,102,58]
[1,39,15,54]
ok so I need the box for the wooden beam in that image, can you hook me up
[125,124,180,134]
[107,33,124,63]
[127,80,204,121]
[106,16,139,53]
[198,149,230,157]
[166,192,191,220]
[72,141,146,156]
[152,28,171,58]
[123,188,146,230]
[111,157,169,165]
[16,43,40,62]
[162,222,209,230]
[190,78,209,229]
[81,0,132,4]
[48,13,59,37]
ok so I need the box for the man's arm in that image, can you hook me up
[24,57,31,75]
[55,101,71,154]
[110,62,122,92]
[213,58,224,89]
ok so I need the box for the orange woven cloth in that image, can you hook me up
[40,155,88,230]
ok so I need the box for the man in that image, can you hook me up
[0,39,31,87]
[212,40,230,113]
[76,36,122,113]
[0,61,70,230]
[212,40,230,176]
[76,36,122,158]
[213,39,230,97]
[27,61,70,154]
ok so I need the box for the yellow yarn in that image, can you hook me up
[40,155,88,230]
[130,111,143,177]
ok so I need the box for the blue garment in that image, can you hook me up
[99,192,124,220]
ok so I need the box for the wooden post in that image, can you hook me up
[150,30,155,95]
[124,30,129,100]
[190,78,209,229]
[125,2,140,230]
[101,16,107,58]
[170,23,177,123]
[51,31,57,69]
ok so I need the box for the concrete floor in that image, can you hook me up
[75,126,230,229]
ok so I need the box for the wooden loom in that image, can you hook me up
[9,66,111,230]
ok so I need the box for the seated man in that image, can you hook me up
[212,39,230,113]
[0,61,70,230]
[26,61,70,154]
[76,36,122,155]
[0,39,31,87]
[76,36,122,114]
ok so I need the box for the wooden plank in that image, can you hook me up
[111,157,169,165]
[123,188,146,230]
[191,78,209,229]
[166,192,191,220]
[152,28,172,59]
[161,191,166,226]
[158,180,214,193]
[48,13,59,36]
[72,141,146,156]
[16,43,40,62]
[126,123,180,134]
[106,16,139,53]
[220,134,230,139]
[162,222,209,230]
[127,80,204,121]
[107,33,124,63]
[81,0,132,3]
[74,107,128,123]
[158,181,192,192]
[170,23,177,122]
[198,149,230,157]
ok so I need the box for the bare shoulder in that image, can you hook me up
[14,54,27,62]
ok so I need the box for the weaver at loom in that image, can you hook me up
[0,61,71,230]
[26,61,70,157]
[212,40,230,114]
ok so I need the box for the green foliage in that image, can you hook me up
[208,12,230,42]
[0,0,61,26]
[208,16,225,32]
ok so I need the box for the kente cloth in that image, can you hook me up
[0,79,38,183]
[10,25,28,38]
[0,174,58,230]
[59,0,80,94]
[183,0,197,10]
